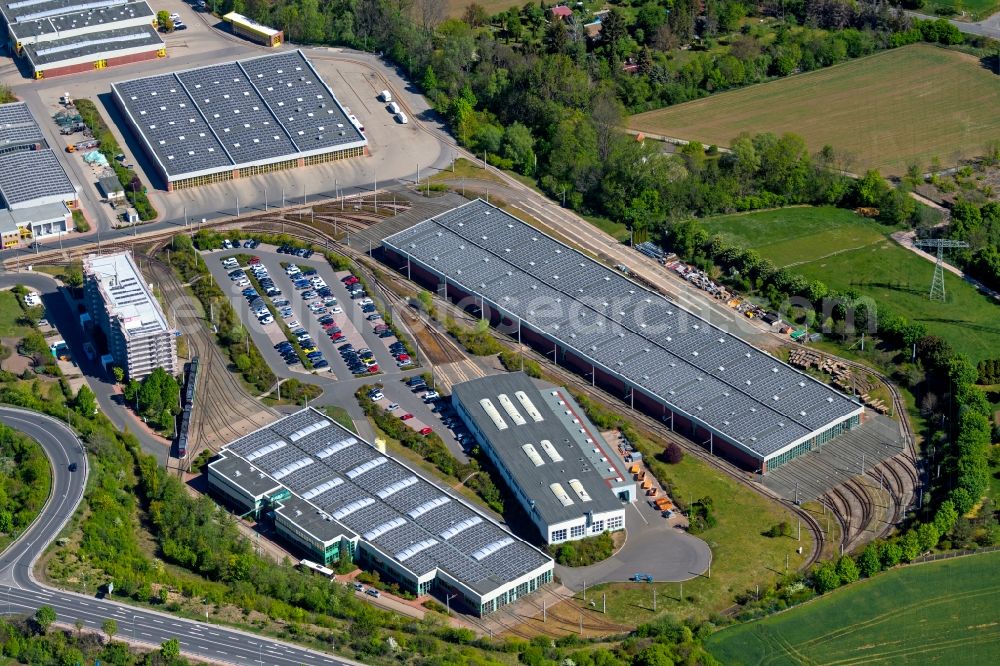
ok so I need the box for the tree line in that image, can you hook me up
[194,1,991,229]
[946,200,1000,292]
[0,371,731,665]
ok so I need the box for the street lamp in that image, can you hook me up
[446,592,457,615]
[264,185,268,212]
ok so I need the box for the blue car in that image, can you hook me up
[307,352,324,360]
[313,359,329,369]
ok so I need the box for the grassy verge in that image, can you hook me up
[706,550,1000,664]
[566,391,814,626]
[262,378,322,406]
[323,405,356,433]
[0,422,52,553]
[0,290,38,338]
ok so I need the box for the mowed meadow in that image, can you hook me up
[702,207,1000,362]
[630,44,1000,175]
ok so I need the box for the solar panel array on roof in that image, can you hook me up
[0,149,75,207]
[21,23,163,67]
[7,2,152,40]
[385,200,863,460]
[219,408,550,595]
[0,102,44,150]
[111,50,366,180]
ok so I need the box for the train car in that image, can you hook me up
[177,405,192,458]
[183,357,200,408]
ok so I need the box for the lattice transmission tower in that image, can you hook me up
[913,238,970,302]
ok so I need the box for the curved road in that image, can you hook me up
[0,406,356,666]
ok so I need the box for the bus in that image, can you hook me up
[222,12,283,47]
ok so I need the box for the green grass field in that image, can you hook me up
[932,0,1000,19]
[706,550,1000,665]
[585,454,815,626]
[702,206,1000,362]
[0,291,34,339]
[445,0,523,17]
[629,44,1000,176]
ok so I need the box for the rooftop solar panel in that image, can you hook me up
[0,149,75,207]
[214,409,551,596]
[385,200,863,460]
[111,50,367,181]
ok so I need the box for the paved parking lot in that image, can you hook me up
[202,248,323,381]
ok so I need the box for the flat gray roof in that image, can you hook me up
[209,453,282,499]
[21,23,162,67]
[383,200,863,461]
[215,408,551,596]
[0,149,75,206]
[83,251,172,337]
[0,102,44,151]
[8,1,152,39]
[111,50,367,181]
[452,373,625,527]
[0,0,125,25]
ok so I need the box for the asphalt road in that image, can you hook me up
[0,406,360,666]
[0,273,168,462]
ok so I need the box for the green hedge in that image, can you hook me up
[162,235,275,393]
[74,99,157,221]
[356,385,503,513]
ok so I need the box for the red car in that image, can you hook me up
[331,333,345,342]
[321,321,337,330]
[400,413,414,421]
[341,275,356,283]
[396,354,410,362]
[367,365,380,374]
[419,427,433,436]
[344,276,359,286]
[249,256,261,265]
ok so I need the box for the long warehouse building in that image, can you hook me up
[207,408,553,616]
[111,49,368,190]
[382,199,864,474]
[452,372,634,545]
[2,0,165,79]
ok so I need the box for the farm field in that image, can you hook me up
[701,206,1000,362]
[706,550,1000,665]
[629,44,1000,176]
[445,0,523,17]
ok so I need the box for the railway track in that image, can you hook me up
[142,250,278,466]
[411,289,828,569]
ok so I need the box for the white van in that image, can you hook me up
[387,101,400,115]
[379,90,392,103]
[395,111,408,125]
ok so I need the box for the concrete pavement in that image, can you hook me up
[555,499,712,590]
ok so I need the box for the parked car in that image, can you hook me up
[400,413,414,421]
[419,427,433,436]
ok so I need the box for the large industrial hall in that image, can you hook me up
[0,101,78,247]
[452,372,633,545]
[382,199,866,474]
[1,0,165,78]
[207,408,553,617]
[111,49,368,190]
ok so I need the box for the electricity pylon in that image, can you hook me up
[913,238,970,302]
